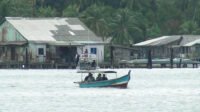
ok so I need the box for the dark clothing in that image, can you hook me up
[87,76,95,82]
[96,73,102,81]
[84,76,89,81]
[84,49,88,54]
[102,77,108,80]
[75,54,80,67]
[91,60,96,68]
[84,73,95,82]
[96,76,102,81]
[102,74,108,80]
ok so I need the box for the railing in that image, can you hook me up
[79,53,97,62]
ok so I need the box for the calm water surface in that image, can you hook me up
[0,69,200,112]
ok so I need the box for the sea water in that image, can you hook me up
[0,69,199,112]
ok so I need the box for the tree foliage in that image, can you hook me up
[36,6,57,17]
[80,4,112,41]
[109,9,135,44]
[1,0,200,44]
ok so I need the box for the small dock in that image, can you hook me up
[0,58,199,69]
[118,58,200,68]
[0,62,76,69]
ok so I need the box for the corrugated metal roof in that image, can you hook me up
[134,35,200,47]
[179,35,200,46]
[6,17,103,45]
[134,36,168,46]
[150,36,180,46]
[184,39,200,46]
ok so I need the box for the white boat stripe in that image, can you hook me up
[111,81,129,85]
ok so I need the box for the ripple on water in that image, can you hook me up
[0,69,200,112]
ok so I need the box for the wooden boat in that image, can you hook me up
[75,70,131,88]
[76,53,98,70]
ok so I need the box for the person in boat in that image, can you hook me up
[84,49,88,54]
[84,73,90,81]
[96,73,102,81]
[102,74,108,80]
[84,72,95,82]
[91,60,96,68]
[84,49,88,57]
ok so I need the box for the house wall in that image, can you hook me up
[113,48,131,62]
[194,45,200,59]
[28,43,46,63]
[0,21,27,63]
[47,46,56,63]
[0,21,26,42]
[184,45,200,59]
[0,20,105,65]
[0,21,54,63]
[135,45,200,60]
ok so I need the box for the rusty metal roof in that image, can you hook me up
[6,17,103,45]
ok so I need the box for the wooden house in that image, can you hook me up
[134,35,200,60]
[0,17,104,68]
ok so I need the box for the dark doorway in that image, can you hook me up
[57,46,77,63]
[11,47,16,61]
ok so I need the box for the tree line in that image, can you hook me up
[1,0,200,45]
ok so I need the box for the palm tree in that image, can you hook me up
[120,0,139,10]
[36,6,57,17]
[80,4,112,41]
[69,0,100,12]
[0,0,10,20]
[109,8,139,44]
[8,0,34,16]
[62,5,79,17]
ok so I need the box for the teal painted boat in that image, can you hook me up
[75,70,131,88]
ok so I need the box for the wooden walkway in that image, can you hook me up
[0,62,76,69]
[0,59,199,69]
[118,58,200,68]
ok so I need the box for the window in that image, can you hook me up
[90,48,97,54]
[38,48,44,55]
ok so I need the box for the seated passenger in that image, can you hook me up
[102,74,108,81]
[96,73,102,81]
[84,72,95,82]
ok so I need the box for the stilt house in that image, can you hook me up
[0,17,104,68]
[134,35,200,60]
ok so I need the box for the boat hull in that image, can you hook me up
[79,71,131,88]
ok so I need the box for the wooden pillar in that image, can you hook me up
[179,58,182,68]
[147,49,152,69]
[25,47,29,69]
[170,48,174,68]
[110,45,114,68]
[69,44,72,68]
